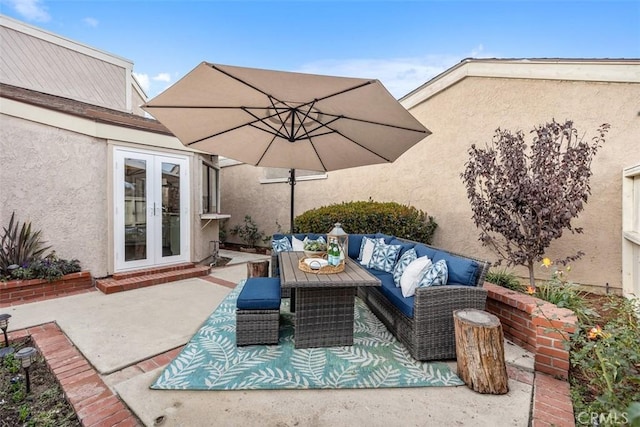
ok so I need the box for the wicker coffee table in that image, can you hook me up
[279,251,381,348]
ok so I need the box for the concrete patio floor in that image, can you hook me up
[4,250,539,426]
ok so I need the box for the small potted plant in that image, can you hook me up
[230,215,269,252]
[303,240,327,258]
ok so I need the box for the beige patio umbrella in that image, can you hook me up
[143,62,430,230]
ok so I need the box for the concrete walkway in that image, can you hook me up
[4,250,536,427]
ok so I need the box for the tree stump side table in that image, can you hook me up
[247,260,270,278]
[453,308,509,394]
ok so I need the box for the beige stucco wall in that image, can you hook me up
[1,111,222,277]
[221,76,640,293]
[1,113,109,276]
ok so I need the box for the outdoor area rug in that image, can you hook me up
[150,280,464,390]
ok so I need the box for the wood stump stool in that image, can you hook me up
[247,260,270,278]
[453,309,509,394]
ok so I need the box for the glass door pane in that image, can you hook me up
[124,158,148,262]
[162,162,181,257]
[114,148,189,272]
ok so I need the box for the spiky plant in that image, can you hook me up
[0,212,51,276]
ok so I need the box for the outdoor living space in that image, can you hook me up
[1,249,550,427]
[2,10,639,427]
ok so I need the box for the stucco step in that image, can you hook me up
[96,265,211,294]
[111,262,197,280]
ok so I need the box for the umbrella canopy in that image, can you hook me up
[142,62,431,229]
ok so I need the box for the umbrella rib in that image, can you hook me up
[312,80,377,103]
[320,113,428,134]
[210,64,290,104]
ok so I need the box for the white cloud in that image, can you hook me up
[296,46,493,99]
[132,72,150,93]
[133,72,173,99]
[152,73,171,83]
[8,0,50,22]
[83,17,99,28]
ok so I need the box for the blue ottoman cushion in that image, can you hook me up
[237,278,281,310]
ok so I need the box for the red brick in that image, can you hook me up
[56,362,93,380]
[537,346,569,361]
[90,409,131,427]
[69,387,113,412]
[60,369,99,387]
[81,400,127,426]
[136,358,159,372]
[52,356,89,374]
[536,354,552,366]
[77,395,122,418]
[552,358,570,371]
[116,417,142,427]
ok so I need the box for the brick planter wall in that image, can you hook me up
[484,282,578,379]
[0,271,93,307]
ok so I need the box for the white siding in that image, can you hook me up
[1,22,128,111]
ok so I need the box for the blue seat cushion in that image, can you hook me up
[365,269,414,318]
[236,278,281,310]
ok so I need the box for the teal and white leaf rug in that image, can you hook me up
[150,280,463,390]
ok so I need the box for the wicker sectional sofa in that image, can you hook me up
[270,233,490,361]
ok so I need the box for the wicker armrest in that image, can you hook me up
[413,285,488,320]
[271,253,280,277]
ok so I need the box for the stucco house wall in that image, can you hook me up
[221,60,640,293]
[1,113,108,276]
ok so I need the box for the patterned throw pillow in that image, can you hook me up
[271,237,292,253]
[418,259,449,288]
[392,248,417,287]
[358,236,385,263]
[368,241,403,273]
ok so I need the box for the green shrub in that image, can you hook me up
[9,252,81,282]
[534,266,598,324]
[230,215,270,248]
[294,200,437,244]
[485,268,524,292]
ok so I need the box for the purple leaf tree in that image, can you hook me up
[461,120,610,289]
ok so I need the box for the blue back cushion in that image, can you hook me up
[389,238,415,258]
[236,278,281,310]
[432,252,479,286]
[348,234,374,259]
[414,244,437,259]
[375,233,395,243]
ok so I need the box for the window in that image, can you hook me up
[261,167,327,183]
[622,164,640,299]
[202,162,219,213]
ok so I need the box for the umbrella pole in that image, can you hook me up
[288,168,296,233]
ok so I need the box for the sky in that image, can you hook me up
[1,0,639,99]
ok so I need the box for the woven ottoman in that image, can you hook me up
[236,277,281,346]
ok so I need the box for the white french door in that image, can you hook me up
[114,148,190,271]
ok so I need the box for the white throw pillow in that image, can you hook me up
[400,256,433,298]
[292,236,305,251]
[359,238,379,266]
[358,236,384,264]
